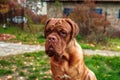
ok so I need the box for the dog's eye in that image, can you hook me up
[59,31,67,38]
[46,29,52,35]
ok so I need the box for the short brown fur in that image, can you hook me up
[44,18,97,80]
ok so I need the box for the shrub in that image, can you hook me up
[69,0,110,44]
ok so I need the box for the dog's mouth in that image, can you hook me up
[45,45,58,57]
[46,50,56,57]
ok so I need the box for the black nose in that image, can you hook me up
[48,35,57,42]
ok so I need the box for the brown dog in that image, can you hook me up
[44,18,97,80]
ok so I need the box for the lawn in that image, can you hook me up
[78,38,120,51]
[0,51,120,80]
[0,24,45,45]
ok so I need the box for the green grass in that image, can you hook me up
[0,69,13,76]
[0,51,120,80]
[0,24,45,45]
[76,35,120,51]
[107,38,120,51]
[0,51,51,80]
[85,55,120,80]
[79,43,95,49]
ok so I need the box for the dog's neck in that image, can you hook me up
[66,38,84,66]
[51,38,84,66]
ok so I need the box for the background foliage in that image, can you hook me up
[69,1,110,44]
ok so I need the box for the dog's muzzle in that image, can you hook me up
[46,50,55,57]
[45,44,58,57]
[45,34,59,57]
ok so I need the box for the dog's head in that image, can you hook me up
[44,18,79,57]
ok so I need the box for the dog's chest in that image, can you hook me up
[51,59,81,80]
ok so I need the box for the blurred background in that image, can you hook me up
[0,0,120,80]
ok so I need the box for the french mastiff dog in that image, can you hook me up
[44,18,97,80]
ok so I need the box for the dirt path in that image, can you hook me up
[0,41,120,56]
[84,49,120,56]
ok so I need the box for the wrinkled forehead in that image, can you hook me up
[46,19,72,32]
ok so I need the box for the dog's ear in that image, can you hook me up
[65,18,79,39]
[44,18,54,38]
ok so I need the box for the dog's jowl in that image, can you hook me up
[44,18,97,80]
